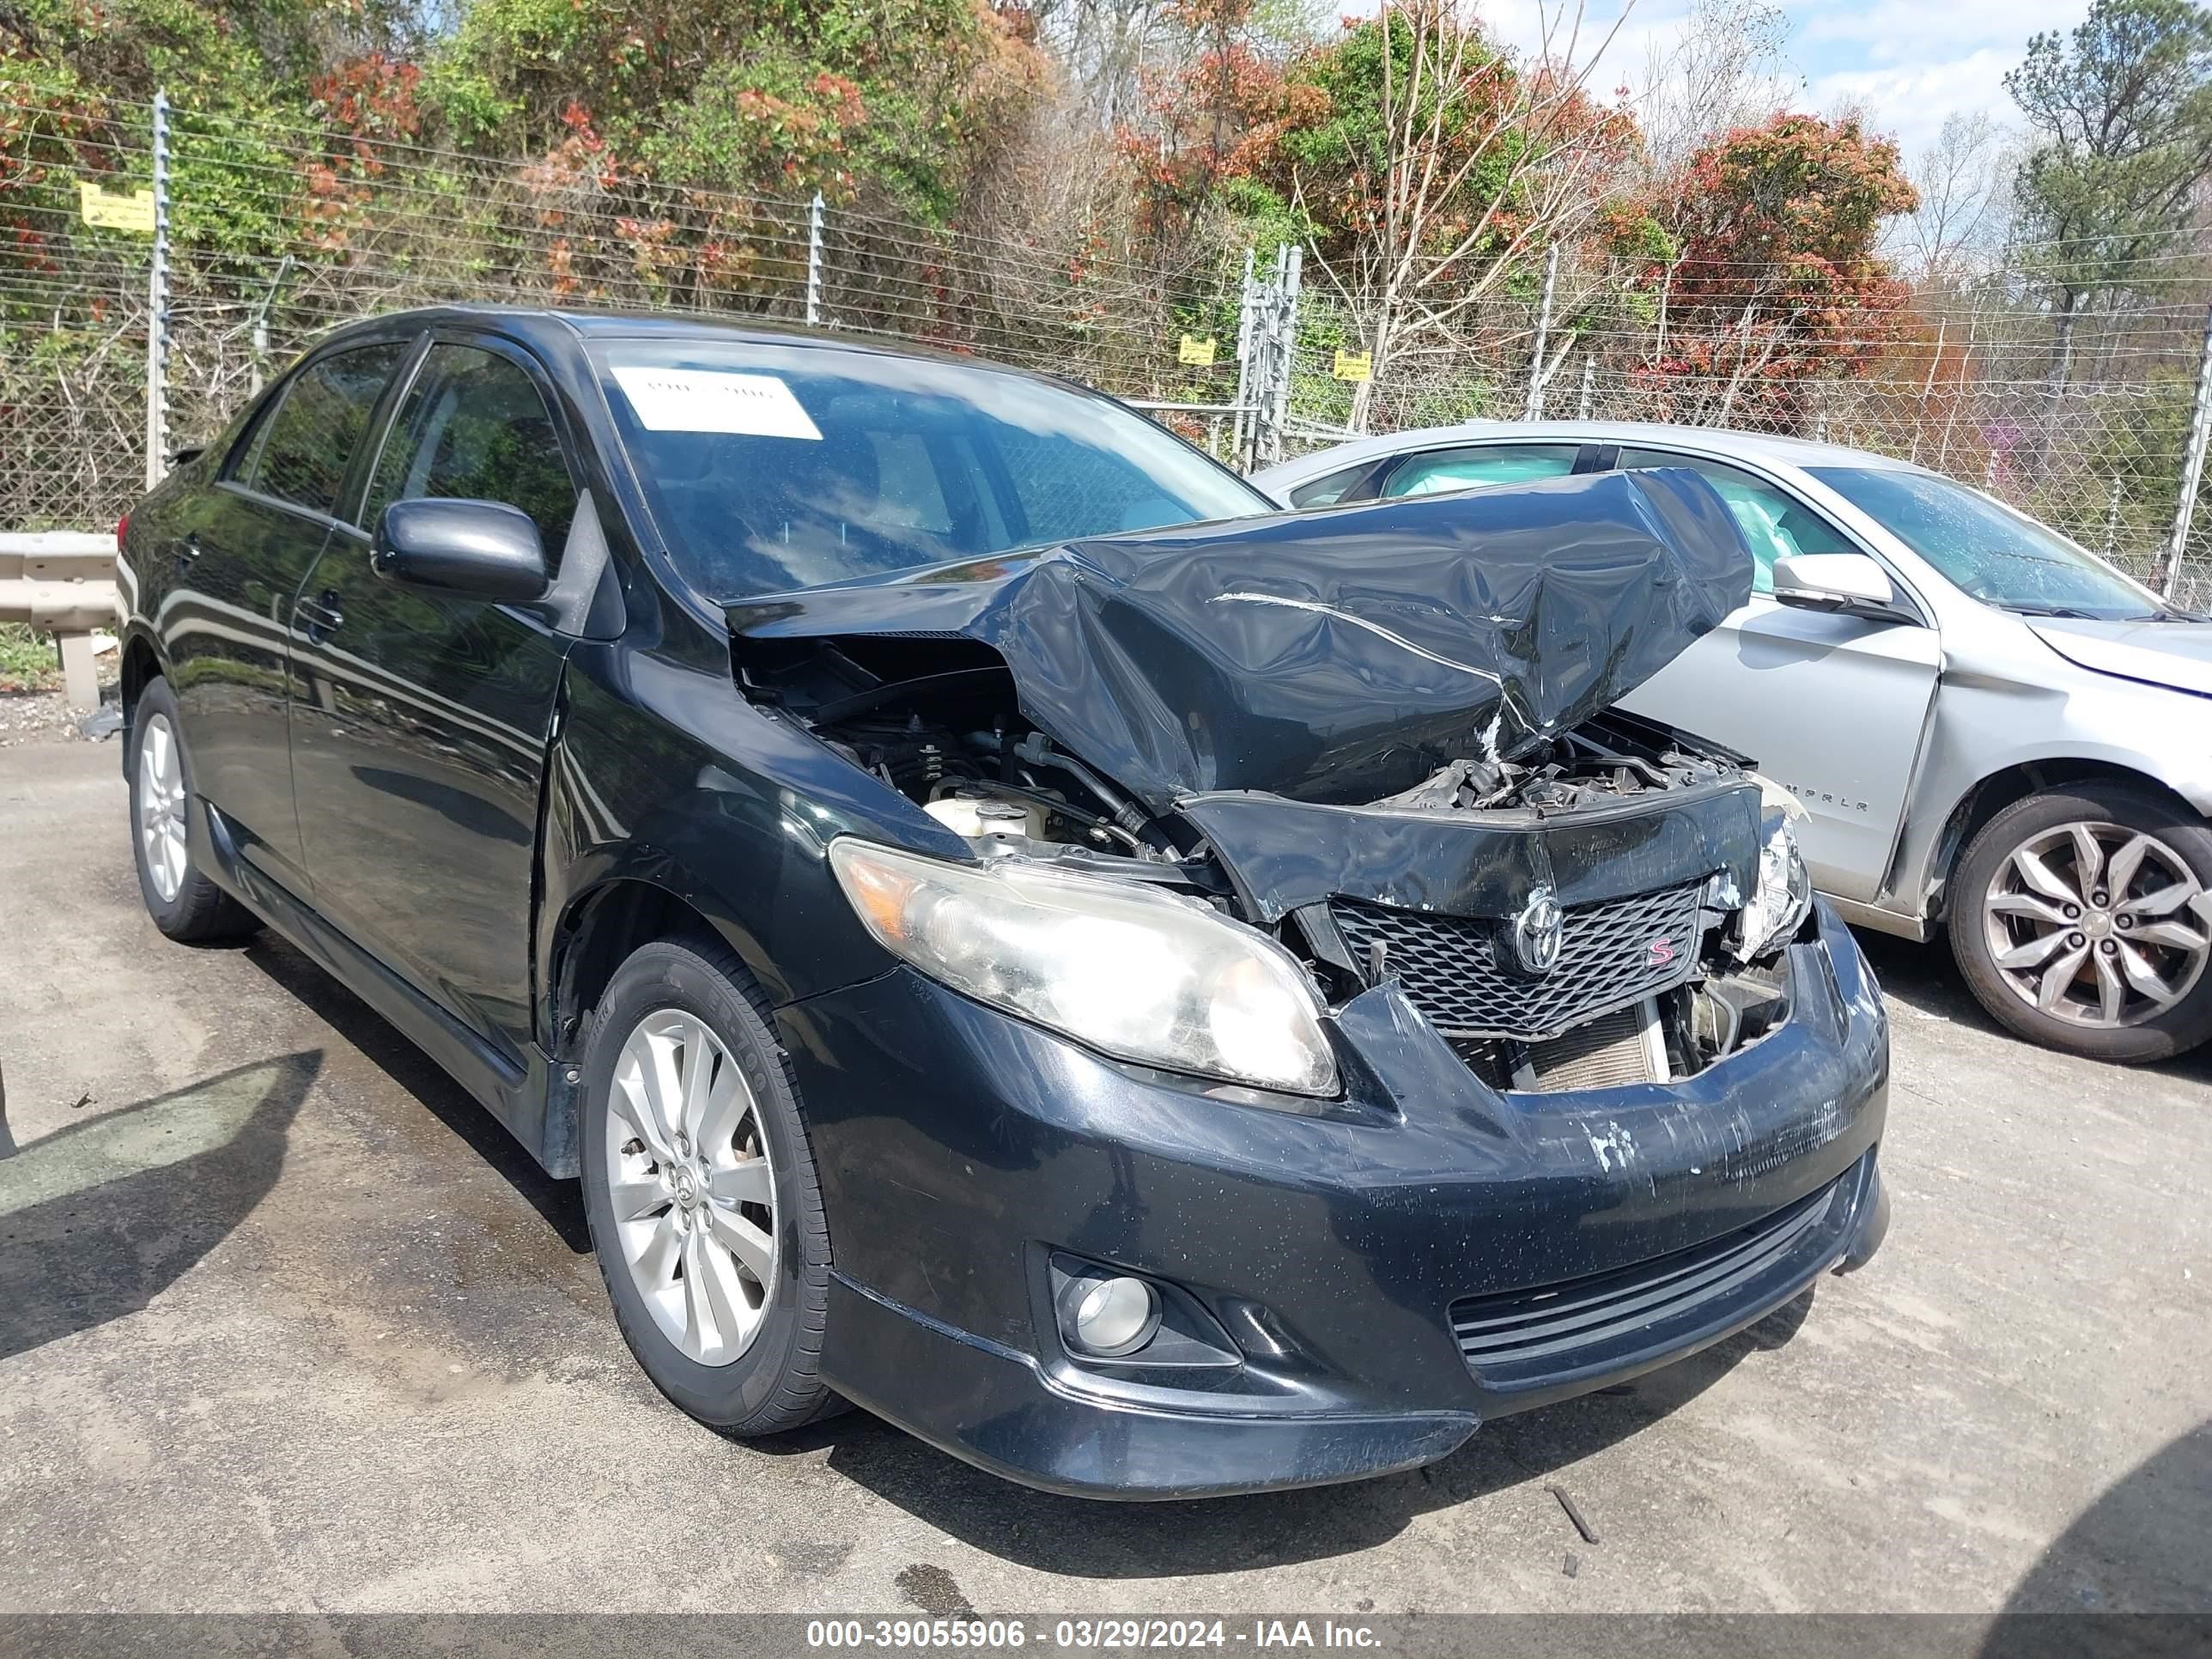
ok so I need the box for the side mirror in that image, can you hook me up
[373,499,549,604]
[1771,552,1907,623]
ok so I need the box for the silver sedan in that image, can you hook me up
[1255,421,2212,1063]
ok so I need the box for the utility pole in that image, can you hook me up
[1263,244,1302,464]
[1231,246,1256,468]
[248,254,291,398]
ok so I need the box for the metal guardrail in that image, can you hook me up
[0,532,122,710]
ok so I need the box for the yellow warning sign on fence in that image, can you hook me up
[1177,334,1218,367]
[79,181,156,234]
[1332,349,1372,383]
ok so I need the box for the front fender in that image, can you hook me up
[537,624,963,1032]
[1890,666,2212,914]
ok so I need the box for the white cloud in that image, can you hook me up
[1796,0,2083,67]
[1807,47,2021,160]
[1468,0,2091,159]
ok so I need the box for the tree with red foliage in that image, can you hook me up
[1640,112,1917,427]
[1118,0,1312,247]
[303,56,429,252]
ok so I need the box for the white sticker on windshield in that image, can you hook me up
[610,366,823,441]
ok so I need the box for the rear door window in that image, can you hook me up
[234,342,408,517]
[1614,447,1856,594]
[1381,443,1582,498]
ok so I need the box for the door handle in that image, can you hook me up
[173,534,200,571]
[295,590,345,642]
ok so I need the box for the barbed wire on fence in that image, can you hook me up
[10,78,2212,605]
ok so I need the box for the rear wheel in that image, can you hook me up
[126,678,258,944]
[579,937,842,1434]
[1949,784,2212,1063]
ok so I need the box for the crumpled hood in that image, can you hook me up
[729,469,1753,813]
[2030,617,2212,697]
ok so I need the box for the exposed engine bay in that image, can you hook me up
[738,631,1805,1096]
[731,471,1799,1098]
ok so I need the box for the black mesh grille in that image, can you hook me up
[1333,883,1703,1042]
[1449,1180,1838,1378]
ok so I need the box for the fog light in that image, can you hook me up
[1058,1273,1160,1358]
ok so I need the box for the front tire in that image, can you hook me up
[579,937,842,1434]
[126,677,258,944]
[1949,783,2212,1063]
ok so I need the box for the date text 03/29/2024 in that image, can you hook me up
[805,1619,1384,1650]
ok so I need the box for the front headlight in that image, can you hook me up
[1737,792,1814,961]
[828,840,1340,1097]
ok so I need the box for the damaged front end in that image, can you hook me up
[734,470,1810,1097]
[734,469,1888,1497]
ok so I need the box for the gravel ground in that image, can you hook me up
[0,726,2206,1621]
[0,689,101,747]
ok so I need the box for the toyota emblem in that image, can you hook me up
[1510,884,1565,976]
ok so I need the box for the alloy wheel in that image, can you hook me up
[1982,820,2212,1029]
[137,713,188,903]
[603,1008,778,1364]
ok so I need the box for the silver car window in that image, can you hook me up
[1287,461,1373,508]
[1616,447,1855,594]
[1384,443,1580,498]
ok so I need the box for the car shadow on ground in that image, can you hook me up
[1991,1416,2212,1627]
[1851,928,1992,1030]
[0,1052,319,1362]
[238,934,591,1255]
[1852,924,2212,1088]
[750,1290,1815,1577]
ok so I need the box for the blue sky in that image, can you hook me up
[1482,0,2095,162]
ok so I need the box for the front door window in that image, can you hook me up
[1613,448,1856,594]
[362,344,576,557]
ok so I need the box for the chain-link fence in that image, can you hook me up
[0,82,1259,532]
[9,78,2212,606]
[1275,275,2212,608]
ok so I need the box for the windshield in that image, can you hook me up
[592,340,1270,599]
[1808,465,2166,620]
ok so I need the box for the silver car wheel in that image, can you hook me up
[137,713,188,903]
[1983,820,2212,1029]
[603,1008,778,1365]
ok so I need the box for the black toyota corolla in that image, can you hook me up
[115,306,1889,1498]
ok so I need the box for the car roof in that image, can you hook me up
[307,302,1078,386]
[1256,419,1924,482]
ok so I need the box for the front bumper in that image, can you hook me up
[778,902,1890,1498]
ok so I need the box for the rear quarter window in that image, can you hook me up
[1287,461,1374,508]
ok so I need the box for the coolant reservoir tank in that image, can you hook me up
[925,793,1038,847]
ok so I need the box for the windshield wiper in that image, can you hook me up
[2006,602,2195,623]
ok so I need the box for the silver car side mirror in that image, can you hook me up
[1771,552,1906,622]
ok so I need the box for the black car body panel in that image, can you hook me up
[727,469,1753,812]
[117,306,1890,1498]
[781,902,1885,1498]
[1175,779,1764,925]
